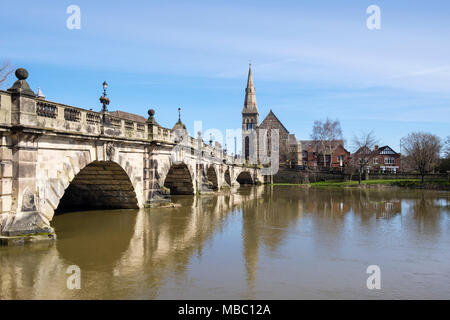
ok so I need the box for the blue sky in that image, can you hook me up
[1,0,449,153]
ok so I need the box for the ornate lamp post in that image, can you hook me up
[99,81,110,125]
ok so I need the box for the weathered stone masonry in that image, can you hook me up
[0,69,262,240]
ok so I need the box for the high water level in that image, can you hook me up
[1,186,449,299]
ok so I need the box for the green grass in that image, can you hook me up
[272,179,450,188]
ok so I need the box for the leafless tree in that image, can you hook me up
[0,60,13,87]
[343,157,358,181]
[311,118,343,169]
[401,132,441,183]
[352,131,378,184]
[444,136,450,159]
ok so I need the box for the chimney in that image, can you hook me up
[374,145,379,150]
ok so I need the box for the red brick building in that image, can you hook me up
[299,140,351,171]
[369,145,401,173]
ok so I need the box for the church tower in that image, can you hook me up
[242,64,259,161]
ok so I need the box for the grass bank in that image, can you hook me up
[271,179,450,190]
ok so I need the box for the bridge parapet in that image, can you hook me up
[1,88,229,160]
[0,90,151,141]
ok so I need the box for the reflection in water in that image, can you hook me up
[0,186,449,299]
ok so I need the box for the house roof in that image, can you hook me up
[299,139,345,153]
[109,110,147,123]
[373,145,399,156]
[259,110,289,133]
[288,134,298,145]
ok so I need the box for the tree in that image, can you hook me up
[0,60,13,87]
[352,131,378,184]
[444,136,450,159]
[437,136,450,174]
[311,118,343,169]
[401,132,441,183]
[343,157,358,181]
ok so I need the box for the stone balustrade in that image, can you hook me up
[0,89,238,164]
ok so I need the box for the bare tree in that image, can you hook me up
[343,157,358,181]
[438,136,450,174]
[401,132,441,183]
[0,60,13,87]
[352,131,378,184]
[444,136,450,159]
[311,118,343,169]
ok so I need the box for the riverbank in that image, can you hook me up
[272,179,450,191]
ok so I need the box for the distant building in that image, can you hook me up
[299,140,350,171]
[108,110,147,123]
[368,145,401,173]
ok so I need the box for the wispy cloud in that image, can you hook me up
[387,66,450,79]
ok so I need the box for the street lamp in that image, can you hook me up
[99,81,111,125]
[100,81,110,113]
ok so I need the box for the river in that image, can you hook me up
[0,186,449,299]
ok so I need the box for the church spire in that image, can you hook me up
[242,63,258,114]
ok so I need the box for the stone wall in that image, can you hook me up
[257,111,293,167]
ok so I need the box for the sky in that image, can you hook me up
[1,0,449,154]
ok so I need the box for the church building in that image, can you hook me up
[241,65,299,168]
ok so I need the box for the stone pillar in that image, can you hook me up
[146,109,158,140]
[0,133,13,215]
[143,151,170,206]
[144,109,170,206]
[0,68,54,239]
[8,68,38,127]
[0,131,53,237]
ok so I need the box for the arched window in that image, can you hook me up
[245,136,250,160]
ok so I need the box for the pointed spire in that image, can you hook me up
[242,63,258,114]
[247,63,254,88]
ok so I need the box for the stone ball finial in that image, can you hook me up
[15,68,29,80]
[148,109,155,117]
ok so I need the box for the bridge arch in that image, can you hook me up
[163,163,194,195]
[55,161,139,214]
[206,165,219,190]
[236,171,254,185]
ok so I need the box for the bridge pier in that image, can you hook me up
[0,75,56,242]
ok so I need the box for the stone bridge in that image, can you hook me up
[0,69,262,240]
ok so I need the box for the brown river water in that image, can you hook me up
[0,185,449,299]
